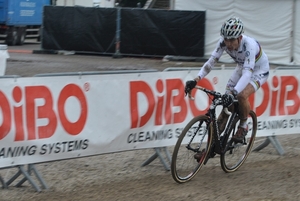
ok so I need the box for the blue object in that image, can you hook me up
[0,0,51,26]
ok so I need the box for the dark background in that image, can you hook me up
[42,6,205,57]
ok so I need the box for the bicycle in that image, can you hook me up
[171,86,257,183]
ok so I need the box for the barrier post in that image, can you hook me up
[141,147,171,171]
[5,164,48,192]
[113,6,122,58]
[253,136,285,155]
[0,175,7,188]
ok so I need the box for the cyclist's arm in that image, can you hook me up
[233,67,252,93]
[196,56,218,81]
[233,42,257,93]
[196,39,224,81]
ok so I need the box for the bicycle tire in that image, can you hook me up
[220,110,257,173]
[171,115,213,183]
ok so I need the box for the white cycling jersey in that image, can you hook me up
[198,34,270,93]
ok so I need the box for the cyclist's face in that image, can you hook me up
[224,36,241,51]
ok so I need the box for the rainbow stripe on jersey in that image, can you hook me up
[255,42,262,62]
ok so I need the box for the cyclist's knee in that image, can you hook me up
[236,93,248,102]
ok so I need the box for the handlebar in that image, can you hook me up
[187,86,232,115]
[187,86,222,99]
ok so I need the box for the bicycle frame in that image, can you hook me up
[191,86,239,156]
[212,103,239,155]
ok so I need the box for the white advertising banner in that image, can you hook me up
[0,69,300,168]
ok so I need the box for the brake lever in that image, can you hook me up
[187,92,195,100]
[224,107,232,115]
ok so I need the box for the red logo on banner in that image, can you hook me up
[130,76,300,129]
[250,75,300,116]
[129,78,213,128]
[0,84,88,141]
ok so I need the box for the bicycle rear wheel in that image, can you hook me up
[171,115,213,183]
[220,110,257,173]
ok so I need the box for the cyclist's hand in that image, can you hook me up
[227,87,238,98]
[230,89,238,98]
[185,80,197,95]
[222,93,234,107]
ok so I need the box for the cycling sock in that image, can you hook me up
[239,118,248,129]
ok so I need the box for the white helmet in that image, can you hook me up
[220,17,244,39]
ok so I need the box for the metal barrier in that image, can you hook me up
[1,165,48,192]
[0,67,289,190]
[274,66,300,70]
[253,136,284,155]
[141,147,171,171]
[1,70,159,191]
[33,70,158,77]
[0,174,7,188]
[0,75,20,79]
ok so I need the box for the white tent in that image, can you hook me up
[174,0,300,65]
[294,0,300,64]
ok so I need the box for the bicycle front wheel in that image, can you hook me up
[171,115,213,183]
[220,110,257,173]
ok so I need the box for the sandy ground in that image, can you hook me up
[0,45,299,201]
[1,134,300,201]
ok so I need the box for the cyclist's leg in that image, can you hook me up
[233,70,269,142]
[238,70,269,127]
[218,66,241,133]
[232,84,254,142]
[236,84,255,126]
[217,109,231,133]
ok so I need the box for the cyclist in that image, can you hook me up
[185,17,269,144]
